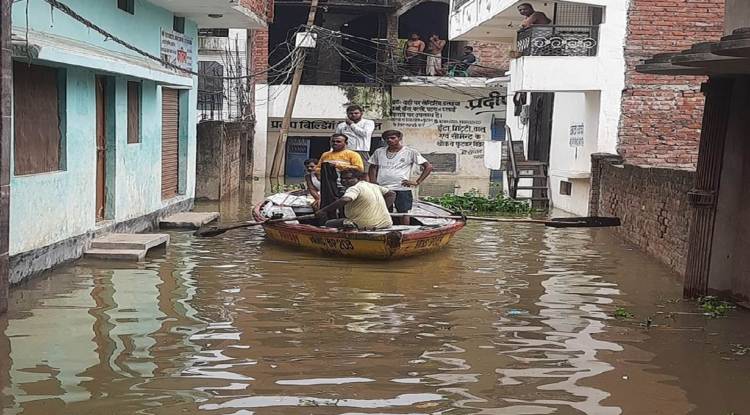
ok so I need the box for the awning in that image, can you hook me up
[11,29,194,88]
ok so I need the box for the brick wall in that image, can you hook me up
[250,29,269,84]
[240,0,274,21]
[618,0,725,168]
[469,41,512,77]
[591,154,694,275]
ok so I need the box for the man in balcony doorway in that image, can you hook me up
[425,34,446,76]
[518,3,551,28]
[404,33,425,75]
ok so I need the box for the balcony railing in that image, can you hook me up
[516,25,599,57]
[453,0,472,10]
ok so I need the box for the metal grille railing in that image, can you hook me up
[453,0,472,10]
[516,25,599,57]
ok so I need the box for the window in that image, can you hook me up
[127,81,141,144]
[198,61,224,113]
[560,181,572,196]
[198,28,229,37]
[13,62,65,176]
[173,16,185,34]
[423,153,457,173]
[117,0,134,14]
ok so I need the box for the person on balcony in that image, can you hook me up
[404,33,425,75]
[425,34,446,76]
[518,3,551,29]
[449,46,476,77]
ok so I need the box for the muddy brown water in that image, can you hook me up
[1,193,750,414]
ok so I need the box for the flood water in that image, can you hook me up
[1,184,750,414]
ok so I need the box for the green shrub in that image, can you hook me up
[424,190,532,214]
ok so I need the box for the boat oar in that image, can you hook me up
[393,214,620,228]
[194,215,316,237]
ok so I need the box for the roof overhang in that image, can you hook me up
[637,28,750,76]
[149,0,267,29]
[11,29,194,88]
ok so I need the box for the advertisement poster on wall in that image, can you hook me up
[161,30,194,72]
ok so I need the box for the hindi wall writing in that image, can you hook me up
[268,118,384,134]
[390,91,505,160]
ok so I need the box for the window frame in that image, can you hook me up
[127,81,142,144]
[173,16,186,34]
[12,62,67,176]
[117,0,135,15]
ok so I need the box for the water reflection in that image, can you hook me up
[1,199,750,414]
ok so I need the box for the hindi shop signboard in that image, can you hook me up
[268,118,385,135]
[161,30,194,72]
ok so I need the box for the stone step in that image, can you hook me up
[160,212,220,230]
[85,248,147,261]
[89,233,170,251]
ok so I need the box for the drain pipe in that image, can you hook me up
[0,0,11,314]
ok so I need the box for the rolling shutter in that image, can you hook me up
[161,88,179,199]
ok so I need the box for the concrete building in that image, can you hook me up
[252,0,512,183]
[451,0,628,215]
[450,0,724,217]
[5,0,268,286]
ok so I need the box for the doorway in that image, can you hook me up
[528,92,555,163]
[95,76,107,220]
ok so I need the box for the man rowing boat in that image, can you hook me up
[316,169,396,230]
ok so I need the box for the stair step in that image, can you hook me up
[90,233,169,250]
[516,174,548,179]
[85,248,147,261]
[160,212,220,230]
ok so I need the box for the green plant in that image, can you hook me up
[613,307,635,319]
[698,296,736,318]
[424,190,532,214]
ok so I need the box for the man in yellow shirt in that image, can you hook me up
[316,169,396,230]
[316,134,364,173]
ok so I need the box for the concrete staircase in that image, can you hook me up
[85,233,170,261]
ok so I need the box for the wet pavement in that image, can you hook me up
[1,186,750,414]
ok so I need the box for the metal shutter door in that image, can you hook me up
[161,88,179,199]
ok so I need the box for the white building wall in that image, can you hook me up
[197,29,249,121]
[472,1,630,214]
[547,92,600,216]
[256,84,506,179]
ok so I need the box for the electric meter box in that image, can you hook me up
[295,32,318,48]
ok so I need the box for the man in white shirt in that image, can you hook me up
[335,104,375,168]
[316,169,396,230]
[368,130,433,225]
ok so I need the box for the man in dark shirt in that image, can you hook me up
[452,46,476,76]
[518,3,552,28]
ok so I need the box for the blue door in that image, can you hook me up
[285,137,310,178]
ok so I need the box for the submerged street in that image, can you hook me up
[1,187,748,415]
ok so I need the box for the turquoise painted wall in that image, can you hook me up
[10,0,198,255]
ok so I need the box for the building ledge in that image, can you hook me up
[397,76,504,88]
[11,29,194,87]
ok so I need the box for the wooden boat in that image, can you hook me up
[253,192,465,259]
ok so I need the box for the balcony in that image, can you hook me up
[516,25,599,57]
